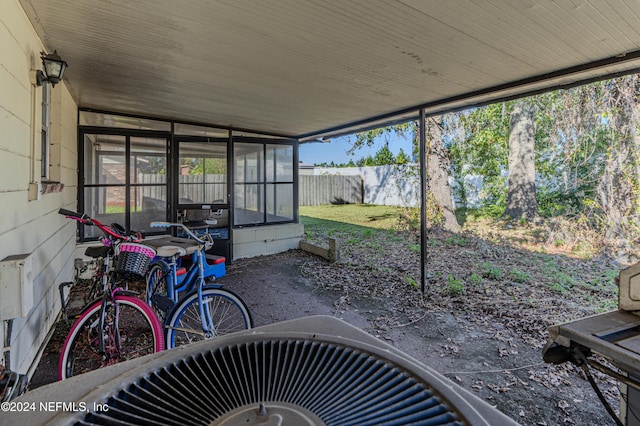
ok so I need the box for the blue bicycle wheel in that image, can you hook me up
[165,286,252,348]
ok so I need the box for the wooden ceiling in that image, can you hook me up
[19,0,640,138]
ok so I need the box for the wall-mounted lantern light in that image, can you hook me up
[36,50,68,87]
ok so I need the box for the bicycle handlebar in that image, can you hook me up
[58,208,87,220]
[59,209,142,242]
[150,221,213,250]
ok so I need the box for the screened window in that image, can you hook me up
[234,143,294,226]
[130,137,168,231]
[81,133,168,239]
[178,141,228,205]
[77,111,297,241]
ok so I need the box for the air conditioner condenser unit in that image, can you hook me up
[7,316,519,425]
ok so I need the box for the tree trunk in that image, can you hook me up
[505,102,537,220]
[597,77,640,250]
[426,116,460,232]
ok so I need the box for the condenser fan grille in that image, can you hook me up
[79,339,465,426]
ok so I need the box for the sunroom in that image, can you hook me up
[78,111,300,260]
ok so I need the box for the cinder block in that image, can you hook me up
[232,229,257,244]
[275,224,304,239]
[255,227,277,242]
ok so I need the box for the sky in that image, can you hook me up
[298,131,414,166]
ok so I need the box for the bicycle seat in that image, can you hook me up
[84,245,110,259]
[156,245,187,258]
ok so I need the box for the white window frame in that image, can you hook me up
[41,83,51,181]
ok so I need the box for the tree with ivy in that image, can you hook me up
[505,101,537,220]
[425,116,460,231]
[449,92,560,216]
[593,76,640,247]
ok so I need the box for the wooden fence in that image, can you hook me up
[299,175,363,206]
[140,174,226,204]
[140,174,363,206]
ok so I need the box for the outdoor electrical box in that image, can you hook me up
[619,261,640,311]
[0,253,34,320]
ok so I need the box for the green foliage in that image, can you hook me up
[425,191,445,227]
[318,142,412,168]
[444,235,468,247]
[480,262,503,280]
[352,123,414,153]
[445,275,465,295]
[362,228,375,238]
[405,275,419,288]
[183,156,226,175]
[428,239,442,247]
[396,206,420,231]
[448,103,511,208]
[356,155,375,167]
[468,273,483,286]
[137,156,166,175]
[353,143,407,167]
[448,95,566,211]
[443,84,626,229]
[596,299,618,313]
[548,272,575,293]
[317,124,415,167]
[461,206,504,220]
[315,75,640,250]
[396,148,410,165]
[548,282,569,294]
[509,269,530,284]
[536,187,583,217]
[373,144,395,165]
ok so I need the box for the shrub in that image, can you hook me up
[480,262,503,280]
[445,275,465,295]
[509,269,529,284]
[468,273,483,286]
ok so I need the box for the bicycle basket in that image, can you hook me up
[115,243,156,279]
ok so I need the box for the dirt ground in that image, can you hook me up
[30,248,617,425]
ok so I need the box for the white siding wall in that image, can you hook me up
[0,0,78,376]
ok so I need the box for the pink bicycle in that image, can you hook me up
[57,209,164,379]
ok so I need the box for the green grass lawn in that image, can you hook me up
[299,204,407,246]
[299,204,405,230]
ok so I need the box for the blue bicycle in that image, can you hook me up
[145,221,252,348]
